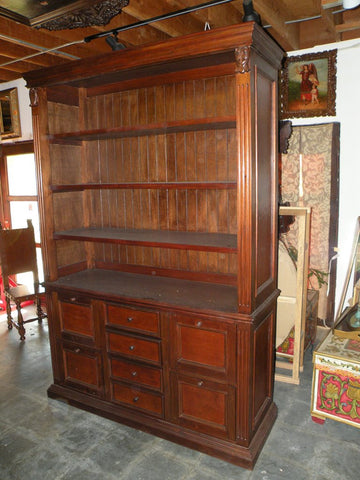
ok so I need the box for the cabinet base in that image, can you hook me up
[47,383,277,470]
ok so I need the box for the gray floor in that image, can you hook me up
[0,314,359,480]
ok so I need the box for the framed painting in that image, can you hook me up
[0,87,21,139]
[280,50,337,119]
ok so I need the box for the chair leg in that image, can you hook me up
[5,296,13,331]
[16,301,26,341]
[36,297,43,323]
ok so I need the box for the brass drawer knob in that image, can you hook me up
[133,396,139,402]
[129,345,135,351]
[127,317,133,322]
[131,371,137,377]
[197,381,204,387]
[196,321,202,327]
[74,348,80,353]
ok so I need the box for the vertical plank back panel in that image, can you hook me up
[62,75,240,278]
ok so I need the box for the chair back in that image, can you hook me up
[0,219,39,289]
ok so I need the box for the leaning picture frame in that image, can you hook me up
[334,217,360,327]
[280,50,337,119]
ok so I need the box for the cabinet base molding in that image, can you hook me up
[47,383,277,470]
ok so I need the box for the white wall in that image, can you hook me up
[0,77,33,143]
[286,38,360,315]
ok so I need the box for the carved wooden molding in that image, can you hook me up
[235,46,251,73]
[37,0,129,31]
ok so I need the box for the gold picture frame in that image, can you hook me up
[0,87,22,139]
[280,50,337,119]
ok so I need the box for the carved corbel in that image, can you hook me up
[29,88,39,108]
[235,46,251,74]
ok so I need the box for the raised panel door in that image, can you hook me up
[61,341,104,396]
[170,312,236,383]
[171,372,235,440]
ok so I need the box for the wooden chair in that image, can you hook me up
[0,219,46,340]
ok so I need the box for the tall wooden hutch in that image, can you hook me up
[24,22,283,469]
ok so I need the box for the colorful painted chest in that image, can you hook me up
[311,330,360,428]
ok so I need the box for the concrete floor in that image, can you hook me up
[0,314,359,480]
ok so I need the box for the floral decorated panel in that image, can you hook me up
[313,369,360,427]
[312,331,360,428]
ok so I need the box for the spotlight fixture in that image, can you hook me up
[343,0,360,8]
[105,33,126,51]
[242,0,261,25]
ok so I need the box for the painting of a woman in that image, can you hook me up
[296,63,319,105]
[280,50,336,119]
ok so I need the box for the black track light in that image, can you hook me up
[105,34,126,51]
[242,0,261,25]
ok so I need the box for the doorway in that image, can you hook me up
[0,141,43,309]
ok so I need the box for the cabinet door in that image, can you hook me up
[171,373,235,440]
[59,295,94,343]
[61,341,104,396]
[170,313,236,383]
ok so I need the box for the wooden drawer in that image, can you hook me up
[108,332,161,365]
[112,382,163,416]
[171,373,235,440]
[61,342,103,395]
[59,300,93,338]
[107,304,160,336]
[110,357,162,391]
[170,313,236,382]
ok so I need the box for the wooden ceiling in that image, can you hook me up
[0,0,360,83]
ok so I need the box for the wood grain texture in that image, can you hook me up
[31,23,283,469]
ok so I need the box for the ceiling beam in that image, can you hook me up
[71,10,169,49]
[169,0,242,28]
[0,16,95,60]
[321,0,343,8]
[0,68,20,82]
[232,0,300,50]
[0,39,69,68]
[0,56,46,74]
[122,0,205,37]
[321,8,342,40]
[335,19,360,31]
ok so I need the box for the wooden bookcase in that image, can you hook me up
[24,22,283,469]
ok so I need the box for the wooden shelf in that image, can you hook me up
[53,228,237,253]
[50,182,237,193]
[48,116,236,144]
[47,269,239,313]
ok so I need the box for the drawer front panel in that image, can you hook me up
[62,343,103,394]
[108,332,160,364]
[170,313,236,382]
[112,382,163,416]
[172,373,235,440]
[111,357,162,391]
[107,304,159,335]
[60,301,93,337]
